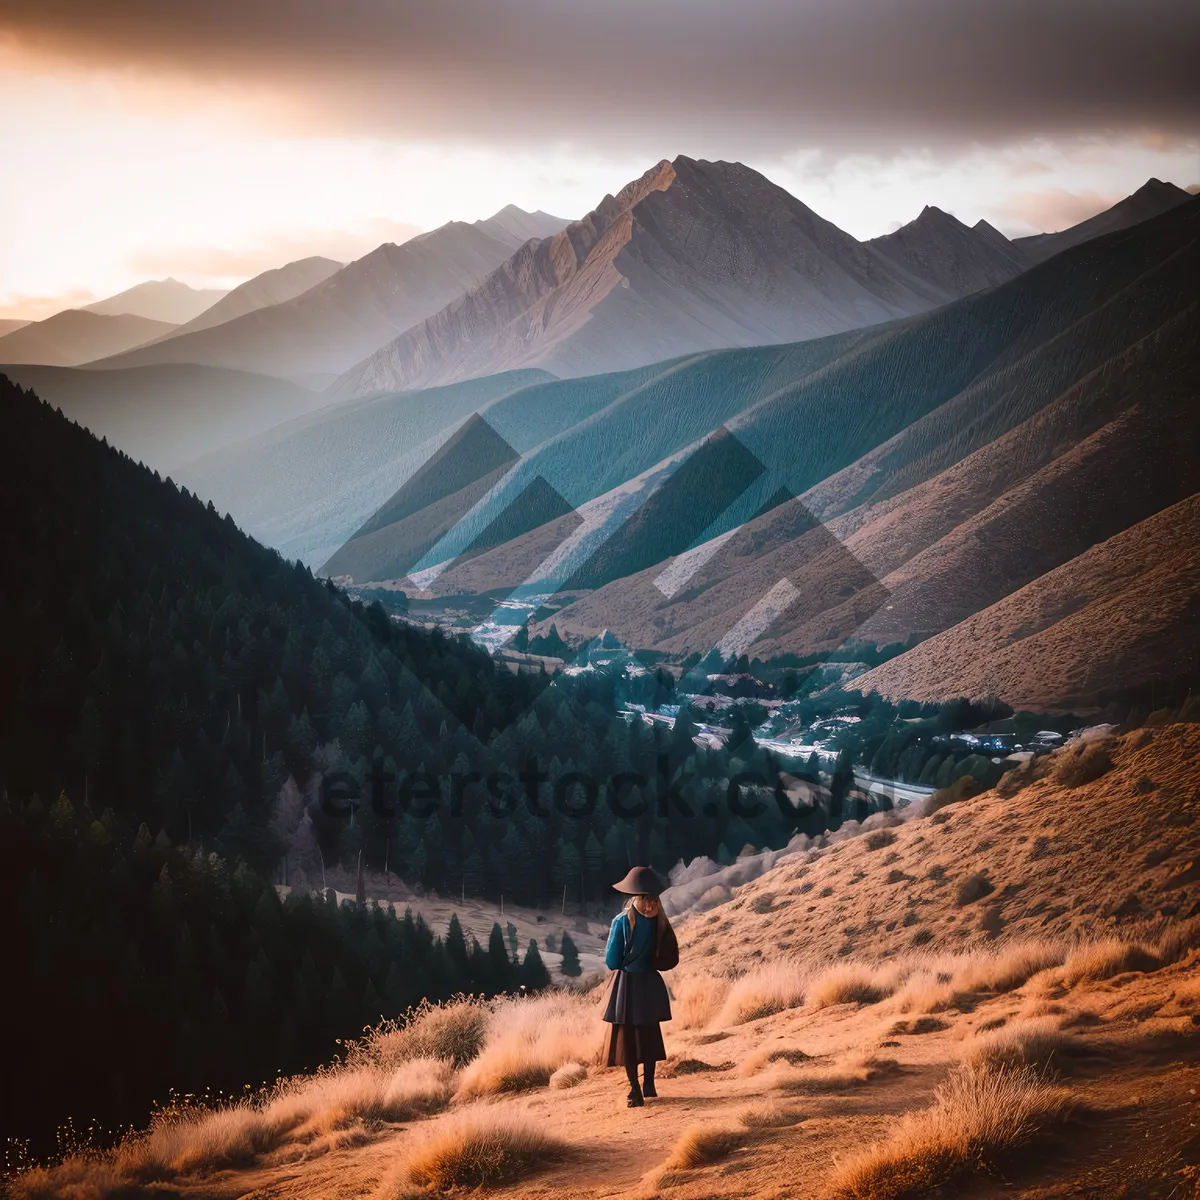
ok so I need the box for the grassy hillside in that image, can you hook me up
[16,723,1200,1199]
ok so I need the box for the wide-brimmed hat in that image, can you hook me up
[612,865,664,897]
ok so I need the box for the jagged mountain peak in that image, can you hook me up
[331,157,954,398]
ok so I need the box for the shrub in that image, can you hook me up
[713,961,808,1026]
[924,776,983,816]
[1061,938,1160,985]
[964,1017,1081,1073]
[674,971,732,1029]
[865,829,897,852]
[361,996,491,1069]
[808,963,893,1009]
[396,1111,570,1192]
[826,1064,1074,1199]
[548,1061,587,1089]
[1154,918,1200,966]
[995,757,1047,798]
[738,1103,805,1128]
[738,1045,812,1076]
[1051,742,1114,788]
[948,942,1065,997]
[774,1052,897,1094]
[955,872,994,907]
[661,1124,746,1170]
[454,993,603,1099]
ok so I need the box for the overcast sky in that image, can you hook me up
[2,0,1197,319]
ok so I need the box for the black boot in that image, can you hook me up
[625,1064,644,1107]
[642,1062,657,1099]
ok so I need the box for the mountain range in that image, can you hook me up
[330,156,1026,398]
[1014,177,1192,263]
[306,192,1199,709]
[87,208,570,386]
[5,162,1194,710]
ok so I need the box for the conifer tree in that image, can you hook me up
[521,939,550,990]
[559,931,581,977]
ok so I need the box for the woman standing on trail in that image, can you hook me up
[603,866,680,1108]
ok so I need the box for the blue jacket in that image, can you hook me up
[605,911,657,973]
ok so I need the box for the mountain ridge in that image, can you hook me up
[83,209,569,384]
[0,309,179,367]
[332,156,959,397]
[83,277,227,324]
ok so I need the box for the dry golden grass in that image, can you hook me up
[773,1052,898,1095]
[827,1064,1074,1199]
[738,1102,806,1128]
[454,992,604,1099]
[361,995,491,1069]
[12,1059,455,1198]
[1061,938,1161,985]
[712,960,809,1026]
[808,963,894,1009]
[673,970,731,1029]
[1153,918,1200,966]
[548,1061,588,1089]
[738,1045,813,1076]
[949,941,1066,996]
[964,1017,1082,1073]
[888,966,958,1015]
[660,1123,746,1169]
[387,1109,571,1194]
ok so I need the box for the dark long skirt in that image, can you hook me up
[606,1022,666,1067]
[603,970,671,1067]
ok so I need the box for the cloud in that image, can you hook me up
[2,0,1197,156]
[125,220,424,283]
[0,287,95,321]
[992,187,1124,234]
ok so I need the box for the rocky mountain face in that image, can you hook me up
[0,310,178,367]
[332,156,962,397]
[1014,178,1192,264]
[84,209,568,384]
[869,205,1032,295]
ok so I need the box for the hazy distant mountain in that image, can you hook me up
[869,206,1032,295]
[166,256,344,336]
[333,156,958,398]
[86,209,569,385]
[0,310,178,367]
[178,369,554,565]
[83,278,227,324]
[0,319,29,337]
[1014,178,1192,264]
[476,205,572,244]
[0,362,329,470]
